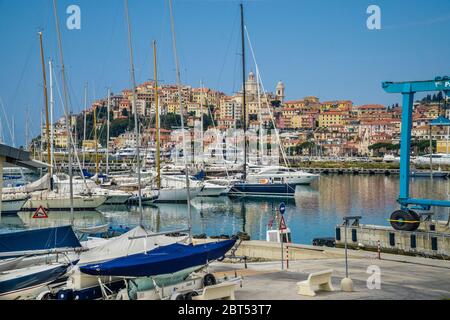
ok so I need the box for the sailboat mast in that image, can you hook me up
[49,60,55,172]
[0,115,3,144]
[83,83,88,168]
[256,69,263,164]
[25,108,29,151]
[53,0,74,217]
[39,32,52,176]
[169,0,192,243]
[94,104,99,176]
[124,0,143,221]
[153,40,161,189]
[107,88,111,176]
[240,3,247,181]
[200,80,205,167]
[39,113,42,159]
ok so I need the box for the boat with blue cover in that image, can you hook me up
[79,239,236,277]
[0,225,82,259]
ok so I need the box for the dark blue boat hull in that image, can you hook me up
[228,183,297,197]
[0,265,69,296]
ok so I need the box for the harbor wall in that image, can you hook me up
[335,222,450,259]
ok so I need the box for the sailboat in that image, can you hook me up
[75,1,237,297]
[79,239,236,278]
[228,4,318,198]
[21,31,107,211]
[138,40,203,204]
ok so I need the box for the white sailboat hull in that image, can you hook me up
[199,183,230,197]
[1,198,29,214]
[154,186,203,203]
[22,192,107,211]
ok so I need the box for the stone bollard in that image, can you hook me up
[340,277,354,292]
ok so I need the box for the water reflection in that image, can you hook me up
[17,211,107,230]
[0,175,448,244]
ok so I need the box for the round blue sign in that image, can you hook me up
[279,202,286,215]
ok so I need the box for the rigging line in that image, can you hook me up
[168,0,192,244]
[202,84,230,179]
[7,34,36,116]
[231,23,241,99]
[156,0,168,84]
[96,1,121,89]
[216,6,240,91]
[244,25,291,169]
[51,63,89,189]
[125,0,144,221]
[0,96,14,145]
[66,74,82,114]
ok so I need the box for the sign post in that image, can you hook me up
[279,202,286,271]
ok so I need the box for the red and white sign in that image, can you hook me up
[279,216,287,231]
[32,206,48,219]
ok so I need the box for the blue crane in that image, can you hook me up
[382,76,450,231]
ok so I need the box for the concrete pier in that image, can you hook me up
[208,242,450,300]
[335,222,450,259]
[210,253,450,300]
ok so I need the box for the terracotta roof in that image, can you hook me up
[358,104,386,110]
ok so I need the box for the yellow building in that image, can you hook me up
[54,133,69,148]
[437,140,450,154]
[290,115,303,129]
[82,140,99,150]
[318,111,346,127]
[166,102,181,114]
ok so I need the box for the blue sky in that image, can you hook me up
[1,0,450,147]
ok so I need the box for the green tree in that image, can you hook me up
[296,141,316,155]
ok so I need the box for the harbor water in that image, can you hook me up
[1,175,449,244]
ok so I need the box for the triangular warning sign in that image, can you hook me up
[279,216,287,231]
[33,206,48,219]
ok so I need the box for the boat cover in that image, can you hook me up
[0,226,81,257]
[2,173,51,194]
[79,239,236,277]
[78,226,188,265]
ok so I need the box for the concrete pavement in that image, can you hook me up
[209,249,450,300]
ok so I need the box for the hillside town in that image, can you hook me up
[36,72,450,158]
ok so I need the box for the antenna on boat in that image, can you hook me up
[124,0,144,225]
[52,0,74,219]
[168,0,193,244]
